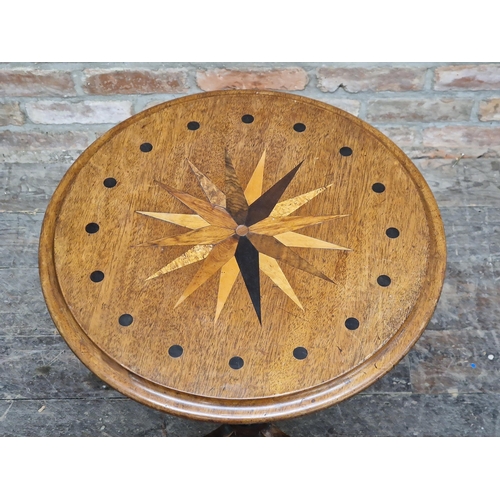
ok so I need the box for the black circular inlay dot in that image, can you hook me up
[229,356,244,370]
[168,345,183,358]
[345,317,359,330]
[377,275,392,287]
[119,314,133,327]
[372,182,385,193]
[187,121,200,130]
[90,271,104,282]
[85,223,99,234]
[340,147,353,156]
[293,123,306,132]
[140,143,153,153]
[386,227,400,238]
[103,177,117,188]
[293,347,308,360]
[242,114,254,123]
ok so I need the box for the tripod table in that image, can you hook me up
[39,90,446,436]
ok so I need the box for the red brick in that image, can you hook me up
[137,98,175,112]
[196,68,308,91]
[479,99,500,121]
[0,130,97,151]
[423,126,500,147]
[375,125,421,147]
[0,102,24,125]
[435,65,500,90]
[367,98,473,122]
[422,126,500,157]
[0,70,76,97]
[82,69,188,95]
[25,100,133,124]
[319,98,360,116]
[317,67,426,93]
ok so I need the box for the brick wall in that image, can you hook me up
[1,62,499,211]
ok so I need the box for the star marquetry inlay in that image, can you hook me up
[137,149,351,324]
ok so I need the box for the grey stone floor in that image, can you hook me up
[1,155,499,436]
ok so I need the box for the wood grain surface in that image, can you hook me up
[38,90,446,423]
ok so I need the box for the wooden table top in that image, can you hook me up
[39,90,446,423]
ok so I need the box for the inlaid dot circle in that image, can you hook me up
[377,275,391,287]
[90,270,104,282]
[372,183,385,193]
[229,357,244,370]
[168,345,183,358]
[293,347,308,360]
[119,314,133,327]
[43,90,446,420]
[85,223,99,234]
[345,318,360,330]
[386,227,400,238]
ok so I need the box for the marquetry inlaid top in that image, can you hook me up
[39,90,446,422]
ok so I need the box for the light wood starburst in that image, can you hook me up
[137,150,350,324]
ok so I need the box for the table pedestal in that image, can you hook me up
[206,423,288,437]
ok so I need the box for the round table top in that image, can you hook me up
[39,90,446,423]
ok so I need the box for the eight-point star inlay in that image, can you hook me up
[137,149,351,324]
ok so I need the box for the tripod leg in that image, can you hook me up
[205,423,288,437]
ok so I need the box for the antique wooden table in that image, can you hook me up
[39,90,446,436]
